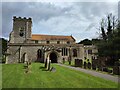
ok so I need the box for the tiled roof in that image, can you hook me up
[31,34,75,41]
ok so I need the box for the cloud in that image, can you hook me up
[118,1,120,20]
[2,2,118,42]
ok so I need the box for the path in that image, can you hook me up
[57,64,119,83]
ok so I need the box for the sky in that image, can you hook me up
[1,0,119,42]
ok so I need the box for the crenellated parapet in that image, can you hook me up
[13,16,32,22]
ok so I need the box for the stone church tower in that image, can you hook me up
[9,16,32,43]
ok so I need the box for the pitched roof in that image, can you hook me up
[31,34,75,41]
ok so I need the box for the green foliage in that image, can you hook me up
[92,39,101,45]
[78,39,92,45]
[78,39,100,45]
[2,63,117,88]
[0,38,7,63]
[97,14,120,65]
[0,38,7,54]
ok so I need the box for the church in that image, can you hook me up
[6,16,98,64]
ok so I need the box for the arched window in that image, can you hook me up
[62,48,68,56]
[37,49,42,58]
[73,49,77,57]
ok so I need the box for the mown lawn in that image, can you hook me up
[2,63,118,88]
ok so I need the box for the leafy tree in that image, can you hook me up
[97,14,120,65]
[0,38,7,63]
[78,39,92,45]
[1,38,7,54]
[91,39,101,45]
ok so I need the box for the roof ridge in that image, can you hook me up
[32,34,71,37]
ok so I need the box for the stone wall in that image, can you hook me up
[6,46,20,64]
[6,43,87,64]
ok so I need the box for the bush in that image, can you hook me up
[113,66,120,75]
[2,55,6,63]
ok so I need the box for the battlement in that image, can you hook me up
[13,16,32,22]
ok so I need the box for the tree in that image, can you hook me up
[78,39,92,45]
[1,38,7,54]
[97,14,120,66]
[0,38,7,63]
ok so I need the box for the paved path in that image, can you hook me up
[57,64,119,83]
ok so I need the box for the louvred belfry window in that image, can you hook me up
[19,27,24,37]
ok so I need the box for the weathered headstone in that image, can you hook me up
[92,60,97,70]
[48,60,51,70]
[75,59,82,67]
[44,59,47,68]
[29,61,31,65]
[68,59,71,65]
[79,59,83,67]
[87,62,91,69]
[25,68,29,73]
[102,67,108,72]
[98,66,102,71]
[108,69,112,73]
[24,61,28,69]
[63,58,65,64]
[113,60,120,75]
[50,67,56,72]
[24,53,28,62]
[92,64,96,70]
[83,62,87,69]
[113,66,120,75]
[24,61,30,73]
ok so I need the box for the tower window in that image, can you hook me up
[19,27,24,37]
[19,30,24,37]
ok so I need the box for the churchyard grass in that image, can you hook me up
[2,63,118,88]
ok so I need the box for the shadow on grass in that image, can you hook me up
[39,66,48,71]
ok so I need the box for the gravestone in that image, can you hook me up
[28,61,31,65]
[108,69,112,73]
[79,59,83,67]
[24,61,30,73]
[25,68,29,73]
[87,62,91,69]
[92,64,96,70]
[44,59,47,68]
[63,58,65,64]
[83,62,87,69]
[102,67,108,72]
[113,66,120,75]
[24,53,28,62]
[50,67,56,72]
[92,60,97,70]
[48,60,51,70]
[75,59,82,67]
[113,60,120,75]
[68,59,71,65]
[24,61,29,69]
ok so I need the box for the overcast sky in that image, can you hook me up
[1,0,119,42]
